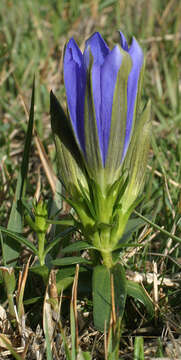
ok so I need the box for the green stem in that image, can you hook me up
[38,233,45,266]
[101,250,113,269]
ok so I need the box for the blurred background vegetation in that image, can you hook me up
[0,0,181,357]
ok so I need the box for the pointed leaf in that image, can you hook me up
[62,241,94,253]
[3,80,35,265]
[127,280,154,316]
[93,265,111,331]
[0,225,37,254]
[111,263,127,319]
[116,217,146,247]
[52,257,91,266]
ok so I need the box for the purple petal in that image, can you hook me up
[119,31,129,51]
[64,38,86,152]
[100,45,122,165]
[83,32,110,69]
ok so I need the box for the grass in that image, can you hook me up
[0,0,181,358]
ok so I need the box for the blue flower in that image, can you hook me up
[50,31,151,264]
[63,32,143,183]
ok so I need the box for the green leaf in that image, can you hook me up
[56,277,74,294]
[24,296,42,305]
[30,265,49,282]
[93,265,111,331]
[0,225,37,254]
[134,336,144,360]
[3,80,35,265]
[127,280,154,316]
[62,240,94,254]
[44,226,76,256]
[116,217,146,248]
[52,257,91,266]
[111,263,127,319]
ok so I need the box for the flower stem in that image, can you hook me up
[101,250,113,269]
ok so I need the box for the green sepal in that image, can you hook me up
[105,46,132,183]
[121,100,151,213]
[83,52,103,178]
[50,91,88,198]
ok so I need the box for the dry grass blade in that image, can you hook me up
[147,165,181,189]
[43,271,56,345]
[34,131,57,195]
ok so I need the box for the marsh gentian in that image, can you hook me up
[63,32,143,187]
[50,32,151,267]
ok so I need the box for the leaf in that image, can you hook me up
[30,265,49,283]
[52,257,91,266]
[56,277,74,294]
[62,240,94,253]
[116,217,146,248]
[127,280,154,316]
[24,296,42,305]
[92,265,111,331]
[0,225,37,253]
[111,263,127,319]
[3,80,35,265]
[44,226,76,256]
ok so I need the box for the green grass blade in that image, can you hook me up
[44,315,53,360]
[134,211,181,243]
[3,79,35,265]
[134,336,144,360]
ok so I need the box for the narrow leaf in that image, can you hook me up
[0,225,37,254]
[3,80,35,265]
[52,257,91,266]
[62,240,94,253]
[127,280,154,316]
